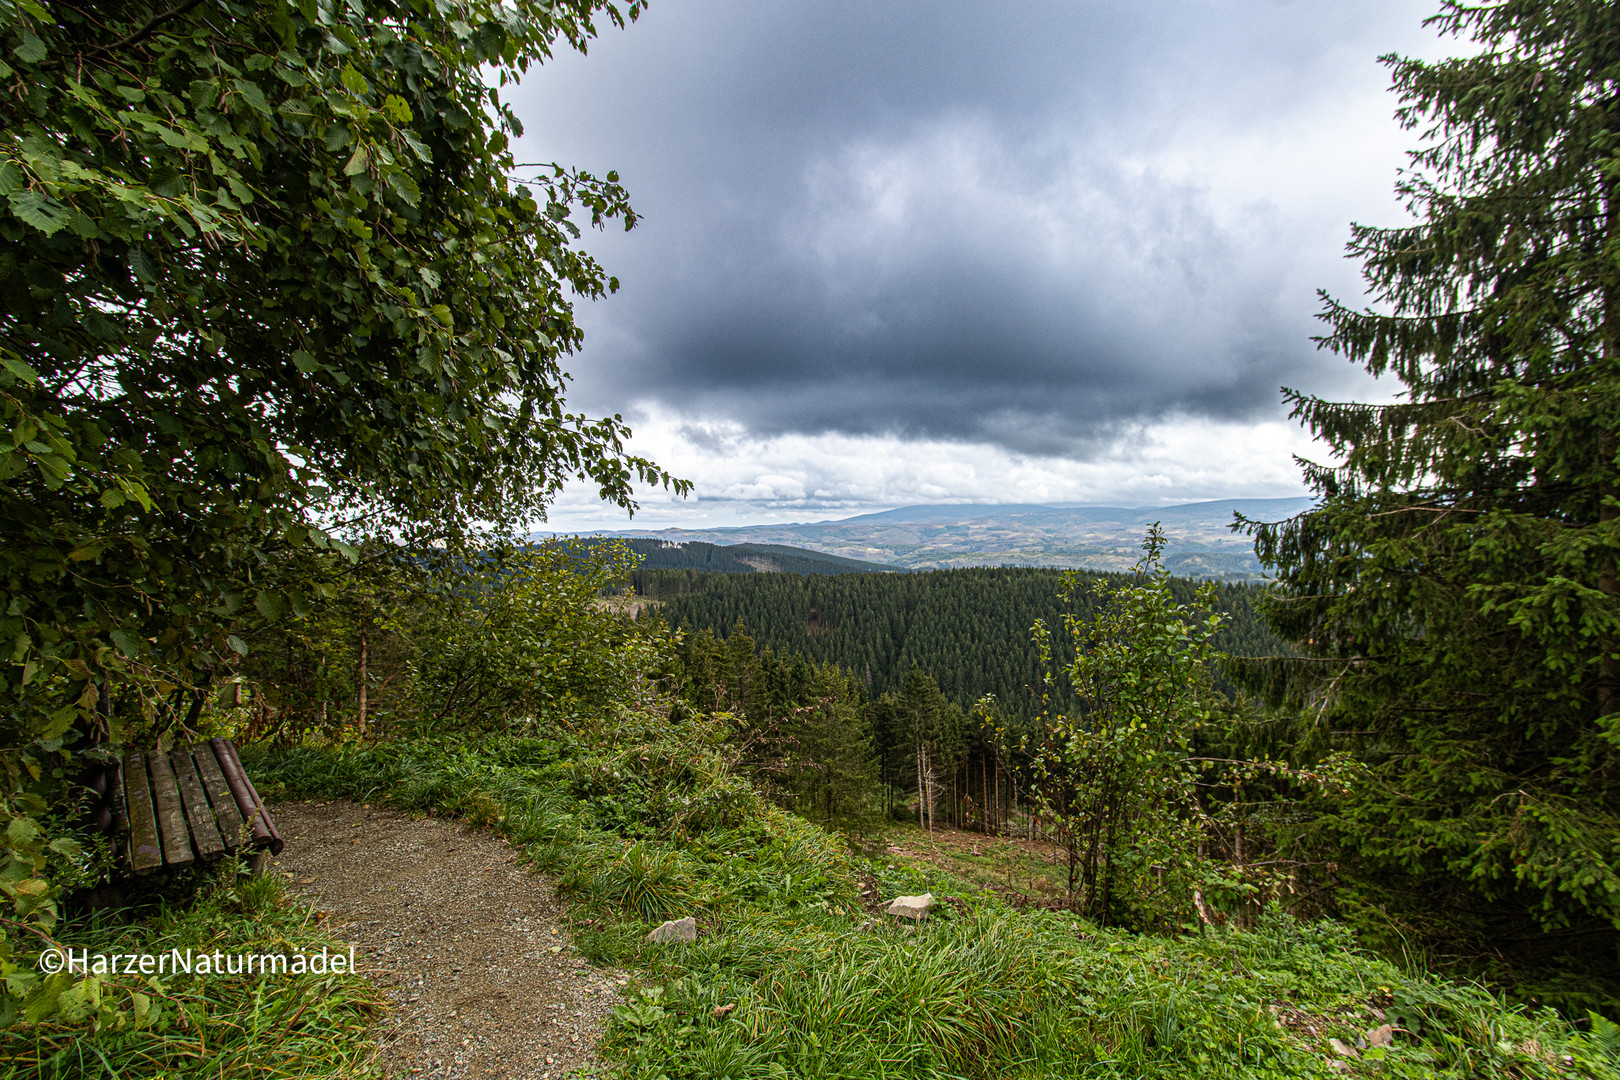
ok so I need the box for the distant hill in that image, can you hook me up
[610,538,902,575]
[582,498,1312,580]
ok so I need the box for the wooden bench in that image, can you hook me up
[97,738,284,876]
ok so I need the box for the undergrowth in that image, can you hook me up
[250,717,1620,1080]
[0,866,384,1079]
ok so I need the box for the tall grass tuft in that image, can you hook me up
[0,869,385,1079]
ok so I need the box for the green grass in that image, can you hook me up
[0,865,385,1079]
[249,724,1620,1080]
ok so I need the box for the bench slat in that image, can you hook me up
[171,747,225,860]
[147,751,194,868]
[190,742,247,849]
[233,752,284,856]
[211,738,283,854]
[123,752,163,874]
[108,758,131,872]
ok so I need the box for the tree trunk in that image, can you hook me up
[1602,170,1620,721]
[1067,824,1079,899]
[981,755,989,835]
[357,620,370,736]
[1235,819,1247,929]
[1600,430,1619,719]
[917,743,925,832]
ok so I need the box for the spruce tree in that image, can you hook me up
[1247,0,1620,992]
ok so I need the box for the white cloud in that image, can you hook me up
[539,403,1323,532]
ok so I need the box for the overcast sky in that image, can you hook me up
[513,0,1446,530]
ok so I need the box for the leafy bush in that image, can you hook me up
[1017,525,1222,926]
[400,539,670,733]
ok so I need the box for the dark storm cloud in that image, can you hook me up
[512,0,1431,457]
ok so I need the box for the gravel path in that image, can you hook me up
[269,801,623,1080]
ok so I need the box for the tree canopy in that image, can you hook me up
[1,0,684,744]
[0,0,684,938]
[1245,0,1620,990]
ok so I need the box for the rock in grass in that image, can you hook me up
[1365,1023,1395,1048]
[646,917,697,943]
[886,893,934,920]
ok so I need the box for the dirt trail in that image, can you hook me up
[269,801,622,1080]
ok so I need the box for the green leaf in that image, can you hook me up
[339,63,370,96]
[290,349,319,373]
[6,817,40,846]
[128,248,158,283]
[226,634,249,656]
[7,192,70,237]
[12,33,46,65]
[117,477,154,512]
[382,93,413,123]
[385,170,421,207]
[232,78,272,116]
[109,630,144,658]
[1,355,38,385]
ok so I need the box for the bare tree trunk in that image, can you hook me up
[1100,806,1115,925]
[1235,819,1247,928]
[1193,838,1215,926]
[984,757,997,841]
[919,745,938,839]
[917,743,925,832]
[357,621,370,736]
[1067,825,1079,899]
[981,755,988,835]
[1601,173,1619,720]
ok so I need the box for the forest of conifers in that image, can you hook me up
[635,565,1287,716]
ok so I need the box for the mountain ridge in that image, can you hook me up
[557,498,1312,580]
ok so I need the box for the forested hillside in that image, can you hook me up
[634,566,1288,716]
[615,538,901,575]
